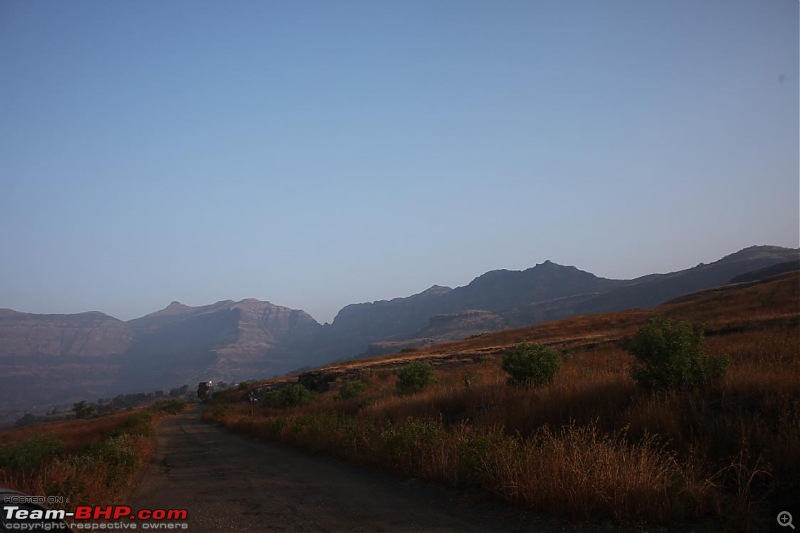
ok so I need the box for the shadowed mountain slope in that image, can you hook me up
[0,244,796,422]
[326,260,625,357]
[0,309,131,357]
[363,246,799,354]
[124,299,323,390]
[575,245,799,315]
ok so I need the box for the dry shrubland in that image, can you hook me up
[0,399,187,509]
[207,274,800,531]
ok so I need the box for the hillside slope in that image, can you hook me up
[0,244,796,422]
[124,299,323,390]
[372,245,799,353]
[292,270,800,385]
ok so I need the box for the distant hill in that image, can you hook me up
[498,246,799,327]
[575,246,799,314]
[289,270,800,387]
[363,246,799,354]
[326,260,624,357]
[0,310,131,419]
[0,300,323,423]
[729,259,800,284]
[0,309,131,358]
[0,244,797,422]
[124,299,322,390]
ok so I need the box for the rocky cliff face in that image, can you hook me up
[124,299,323,391]
[0,310,132,357]
[1,244,797,423]
[0,310,131,423]
[0,299,324,422]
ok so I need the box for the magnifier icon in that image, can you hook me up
[779,511,795,529]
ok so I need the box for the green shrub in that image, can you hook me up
[336,380,367,400]
[113,412,154,437]
[91,434,139,473]
[0,434,63,471]
[73,400,95,419]
[149,398,187,414]
[396,361,434,395]
[501,343,561,387]
[261,384,316,408]
[628,316,727,390]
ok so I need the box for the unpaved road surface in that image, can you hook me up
[131,409,599,532]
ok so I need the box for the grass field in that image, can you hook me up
[0,399,187,510]
[207,272,799,531]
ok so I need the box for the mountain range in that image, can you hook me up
[1,245,797,422]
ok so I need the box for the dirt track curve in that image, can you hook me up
[130,408,600,533]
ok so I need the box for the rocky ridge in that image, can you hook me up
[1,244,797,421]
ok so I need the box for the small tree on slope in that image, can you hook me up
[628,316,727,390]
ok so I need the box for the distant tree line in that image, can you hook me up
[13,384,196,427]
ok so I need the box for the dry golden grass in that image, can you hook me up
[0,400,186,510]
[205,274,800,530]
[1,432,155,508]
[1,410,140,451]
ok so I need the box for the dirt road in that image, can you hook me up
[130,408,596,532]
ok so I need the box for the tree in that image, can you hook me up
[628,316,727,390]
[501,343,561,387]
[73,400,95,419]
[169,385,189,398]
[396,361,434,394]
[260,384,316,408]
[14,413,37,428]
[336,380,367,400]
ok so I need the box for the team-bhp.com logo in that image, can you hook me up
[1,489,189,531]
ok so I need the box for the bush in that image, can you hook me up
[113,412,154,437]
[501,343,561,387]
[396,361,434,395]
[149,399,187,414]
[336,380,367,400]
[628,316,727,390]
[0,434,63,471]
[261,384,316,408]
[73,400,95,419]
[14,413,38,428]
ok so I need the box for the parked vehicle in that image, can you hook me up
[197,381,213,401]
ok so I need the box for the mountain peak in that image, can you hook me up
[147,300,194,318]
[721,245,798,262]
[419,285,452,296]
[229,298,273,312]
[534,259,573,269]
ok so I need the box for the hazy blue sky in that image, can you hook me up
[1,0,797,323]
